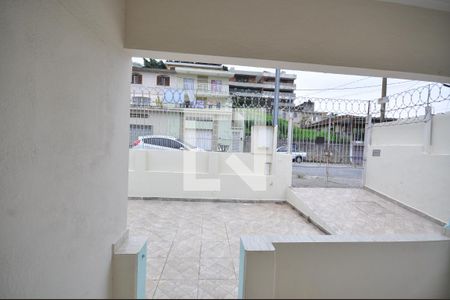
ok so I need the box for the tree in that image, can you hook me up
[143,58,166,69]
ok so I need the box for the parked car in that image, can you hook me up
[276,145,307,163]
[132,135,204,151]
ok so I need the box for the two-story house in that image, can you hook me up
[129,61,243,152]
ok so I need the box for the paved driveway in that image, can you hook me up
[289,188,444,235]
[128,200,323,299]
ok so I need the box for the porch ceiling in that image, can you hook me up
[125,0,450,82]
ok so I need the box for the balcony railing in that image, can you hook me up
[229,81,296,90]
[196,83,229,94]
[230,90,295,100]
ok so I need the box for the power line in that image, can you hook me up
[294,80,413,92]
[327,83,389,99]
[302,77,371,97]
[324,81,425,99]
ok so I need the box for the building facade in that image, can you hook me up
[229,69,297,110]
[288,100,327,125]
[129,61,242,151]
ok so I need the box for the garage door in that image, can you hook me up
[184,129,212,151]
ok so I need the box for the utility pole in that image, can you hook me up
[272,68,281,152]
[326,114,332,186]
[380,77,387,122]
[273,68,280,128]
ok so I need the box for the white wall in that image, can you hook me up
[128,150,292,201]
[0,0,129,297]
[125,0,450,82]
[240,235,450,299]
[365,113,450,223]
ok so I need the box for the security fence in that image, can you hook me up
[370,82,450,126]
[128,83,450,168]
[277,97,369,166]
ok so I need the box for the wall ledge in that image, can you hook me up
[241,233,450,253]
[128,196,284,203]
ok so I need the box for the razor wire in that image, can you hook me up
[369,83,450,126]
[128,83,450,164]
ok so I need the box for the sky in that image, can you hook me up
[132,57,431,102]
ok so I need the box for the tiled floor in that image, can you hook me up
[127,200,323,299]
[290,188,445,235]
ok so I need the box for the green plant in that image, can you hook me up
[155,96,163,108]
[243,112,348,143]
[143,58,166,69]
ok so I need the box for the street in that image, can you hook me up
[292,163,363,188]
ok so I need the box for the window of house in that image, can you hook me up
[211,80,222,93]
[156,75,170,86]
[235,75,249,83]
[198,76,208,84]
[195,96,207,108]
[129,109,149,118]
[197,75,208,91]
[131,73,142,84]
[131,96,151,106]
[183,78,195,90]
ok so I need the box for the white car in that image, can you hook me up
[132,135,204,151]
[276,145,307,163]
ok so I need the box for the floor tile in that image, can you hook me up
[202,228,228,241]
[201,241,231,258]
[160,259,200,280]
[153,280,198,299]
[147,258,166,280]
[200,258,236,280]
[128,200,325,298]
[147,230,177,243]
[147,241,172,258]
[146,279,158,299]
[198,280,238,299]
[290,188,444,235]
[174,230,202,243]
[169,240,201,259]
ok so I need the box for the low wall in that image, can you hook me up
[128,150,292,201]
[365,113,450,223]
[239,235,450,299]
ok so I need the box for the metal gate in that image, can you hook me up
[277,98,369,188]
[229,90,369,188]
